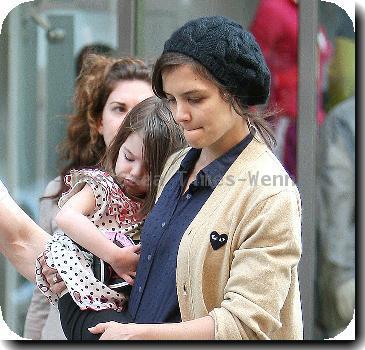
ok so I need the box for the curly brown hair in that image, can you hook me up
[48,54,152,200]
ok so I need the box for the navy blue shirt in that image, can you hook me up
[128,133,254,323]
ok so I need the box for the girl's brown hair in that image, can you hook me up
[102,96,186,216]
[152,52,276,149]
[48,54,152,200]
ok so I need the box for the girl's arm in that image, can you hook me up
[55,184,139,284]
[55,184,109,259]
[88,315,215,340]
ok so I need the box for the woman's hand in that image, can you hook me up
[88,321,153,340]
[38,254,67,295]
[88,316,215,340]
[107,244,141,285]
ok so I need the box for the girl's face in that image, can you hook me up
[114,132,149,197]
[162,65,247,155]
[98,80,153,147]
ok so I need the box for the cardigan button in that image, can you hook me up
[161,222,166,228]
[147,254,152,261]
[138,286,142,293]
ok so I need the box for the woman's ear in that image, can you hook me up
[97,117,104,135]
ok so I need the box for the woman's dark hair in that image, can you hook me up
[102,96,186,216]
[45,54,152,201]
[152,52,276,149]
[75,43,117,76]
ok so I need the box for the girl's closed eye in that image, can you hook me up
[124,153,134,162]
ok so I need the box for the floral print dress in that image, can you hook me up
[35,169,144,312]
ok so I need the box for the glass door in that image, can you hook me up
[0,0,118,336]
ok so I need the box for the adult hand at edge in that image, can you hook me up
[38,254,67,295]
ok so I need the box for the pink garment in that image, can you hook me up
[250,0,333,179]
[35,169,144,312]
[250,0,332,124]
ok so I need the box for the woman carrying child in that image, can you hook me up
[49,16,303,340]
[0,16,303,340]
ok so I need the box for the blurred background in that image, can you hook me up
[0,0,355,340]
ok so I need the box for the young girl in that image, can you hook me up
[35,96,185,312]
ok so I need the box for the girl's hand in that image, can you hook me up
[88,321,153,340]
[108,244,141,285]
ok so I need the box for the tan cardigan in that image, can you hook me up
[157,137,303,340]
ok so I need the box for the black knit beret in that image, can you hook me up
[163,16,270,106]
